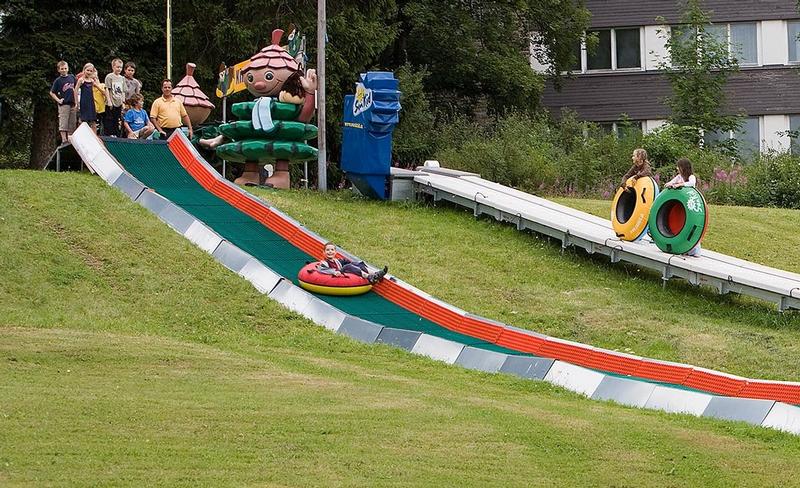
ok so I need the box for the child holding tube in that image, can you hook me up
[664,158,701,256]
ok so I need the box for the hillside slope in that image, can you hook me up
[1,170,799,486]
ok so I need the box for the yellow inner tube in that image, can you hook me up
[298,279,373,296]
[611,176,658,241]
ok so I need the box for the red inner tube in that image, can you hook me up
[297,262,370,288]
[666,202,686,236]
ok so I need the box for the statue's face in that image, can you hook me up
[244,66,293,97]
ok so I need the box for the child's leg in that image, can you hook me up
[341,263,367,277]
[57,106,69,143]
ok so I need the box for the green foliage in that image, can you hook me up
[393,0,589,115]
[437,114,561,189]
[656,0,742,136]
[391,64,436,166]
[708,153,800,209]
[434,112,640,196]
[431,111,781,202]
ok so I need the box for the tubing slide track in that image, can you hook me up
[70,123,800,435]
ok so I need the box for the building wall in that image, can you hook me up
[585,0,799,28]
[542,68,800,121]
[533,1,800,152]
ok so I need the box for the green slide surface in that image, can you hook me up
[104,140,520,354]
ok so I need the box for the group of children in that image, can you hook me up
[50,59,151,143]
[620,148,701,256]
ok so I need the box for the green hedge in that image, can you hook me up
[412,112,800,209]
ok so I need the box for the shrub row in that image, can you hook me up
[414,112,800,209]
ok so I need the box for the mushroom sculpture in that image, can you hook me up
[173,63,214,126]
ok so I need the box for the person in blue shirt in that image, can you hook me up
[123,93,155,139]
[49,61,77,143]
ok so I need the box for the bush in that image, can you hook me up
[0,148,30,169]
[435,114,562,191]
[422,111,800,209]
[713,153,800,208]
[392,65,437,168]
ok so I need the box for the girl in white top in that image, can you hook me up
[665,158,701,256]
[664,157,696,189]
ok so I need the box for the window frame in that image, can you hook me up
[788,20,800,64]
[672,21,760,67]
[576,27,645,73]
[702,116,762,156]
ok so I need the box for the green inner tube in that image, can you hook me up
[231,101,302,121]
[218,120,318,142]
[216,140,319,163]
[649,187,708,255]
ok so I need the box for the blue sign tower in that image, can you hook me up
[340,72,401,200]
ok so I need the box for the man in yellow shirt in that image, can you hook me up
[150,79,193,139]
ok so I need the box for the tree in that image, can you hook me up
[0,0,163,168]
[656,0,741,141]
[387,0,590,116]
[1,0,590,171]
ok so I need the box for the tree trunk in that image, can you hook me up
[29,99,58,169]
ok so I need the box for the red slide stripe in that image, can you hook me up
[459,316,504,343]
[164,136,800,405]
[210,180,243,207]
[539,339,594,367]
[583,351,641,377]
[633,360,692,385]
[683,369,746,397]
[495,328,546,354]
[740,381,800,405]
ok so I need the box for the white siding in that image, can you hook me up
[762,114,790,152]
[529,34,551,73]
[643,119,668,133]
[761,20,788,65]
[644,25,670,70]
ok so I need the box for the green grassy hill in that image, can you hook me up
[2,170,800,486]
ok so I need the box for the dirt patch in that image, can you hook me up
[42,218,105,271]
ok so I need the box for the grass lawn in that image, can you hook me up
[2,170,800,486]
[254,187,800,383]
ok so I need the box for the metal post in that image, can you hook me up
[166,0,172,80]
[222,96,227,178]
[316,0,327,191]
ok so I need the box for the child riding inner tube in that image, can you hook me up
[297,262,373,296]
[611,176,659,241]
[648,186,709,255]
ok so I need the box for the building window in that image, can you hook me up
[591,120,643,138]
[616,28,642,69]
[789,115,800,153]
[673,22,758,66]
[699,23,758,65]
[579,28,642,72]
[730,23,758,65]
[788,21,800,63]
[704,117,760,157]
[588,30,612,69]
